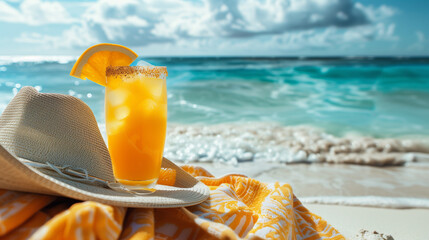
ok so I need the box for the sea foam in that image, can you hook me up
[0,56,76,65]
[164,122,429,166]
[301,196,429,209]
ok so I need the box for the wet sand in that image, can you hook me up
[192,161,429,239]
[194,161,429,208]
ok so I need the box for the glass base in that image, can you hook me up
[115,178,157,195]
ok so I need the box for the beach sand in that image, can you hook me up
[195,162,429,206]
[306,204,429,240]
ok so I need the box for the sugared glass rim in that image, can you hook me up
[106,66,168,78]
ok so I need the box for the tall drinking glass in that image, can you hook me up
[105,66,167,190]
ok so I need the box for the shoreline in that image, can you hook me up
[103,122,429,209]
[191,161,429,209]
[193,160,429,239]
[107,122,429,209]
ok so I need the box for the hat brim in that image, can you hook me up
[0,144,210,208]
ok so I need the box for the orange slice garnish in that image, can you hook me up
[70,43,138,86]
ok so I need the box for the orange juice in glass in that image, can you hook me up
[105,66,167,190]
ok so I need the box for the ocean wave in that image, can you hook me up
[0,56,76,65]
[95,122,429,167]
[163,123,429,166]
[2,57,429,138]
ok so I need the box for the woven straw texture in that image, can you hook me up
[0,86,209,208]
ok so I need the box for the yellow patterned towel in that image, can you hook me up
[0,165,344,240]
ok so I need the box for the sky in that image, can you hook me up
[0,0,428,57]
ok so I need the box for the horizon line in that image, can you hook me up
[1,55,429,58]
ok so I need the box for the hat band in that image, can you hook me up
[20,159,155,195]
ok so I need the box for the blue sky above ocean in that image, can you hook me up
[0,0,428,56]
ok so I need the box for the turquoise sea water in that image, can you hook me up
[1,57,428,138]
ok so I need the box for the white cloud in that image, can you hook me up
[409,31,428,51]
[15,32,59,44]
[73,0,393,44]
[13,0,398,54]
[214,23,398,53]
[0,0,73,25]
[416,31,425,43]
[355,3,395,22]
[0,1,22,21]
[342,23,397,42]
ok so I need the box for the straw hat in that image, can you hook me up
[0,86,209,208]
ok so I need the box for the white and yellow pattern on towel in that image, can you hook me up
[0,165,344,240]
